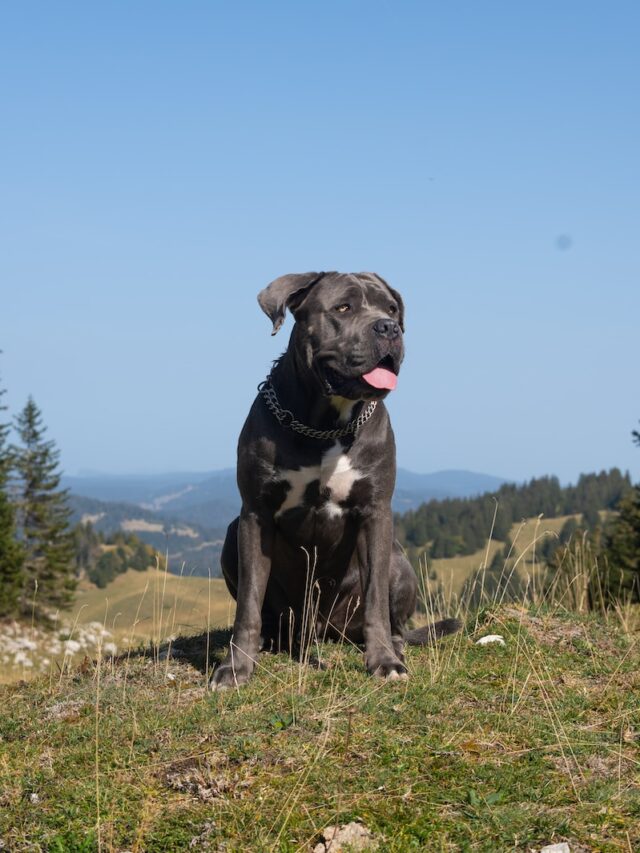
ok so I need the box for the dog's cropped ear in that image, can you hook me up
[258,272,325,335]
[370,273,406,332]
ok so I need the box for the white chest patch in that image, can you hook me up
[275,443,362,518]
[321,443,360,502]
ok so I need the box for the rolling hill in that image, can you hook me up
[71,568,235,647]
[65,466,509,523]
[68,495,227,577]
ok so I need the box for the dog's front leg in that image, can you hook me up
[358,510,408,679]
[211,509,273,690]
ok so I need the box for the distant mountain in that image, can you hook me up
[62,469,239,529]
[65,467,509,530]
[393,469,509,512]
[62,470,219,505]
[68,495,227,578]
[142,469,239,511]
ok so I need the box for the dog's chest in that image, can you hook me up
[275,443,362,520]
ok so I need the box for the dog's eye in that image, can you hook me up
[335,304,351,314]
[389,305,398,315]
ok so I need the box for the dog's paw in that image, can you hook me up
[384,668,409,681]
[367,657,408,680]
[209,662,252,691]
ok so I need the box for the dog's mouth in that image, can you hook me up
[361,354,398,391]
[321,354,399,398]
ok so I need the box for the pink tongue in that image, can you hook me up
[361,367,397,390]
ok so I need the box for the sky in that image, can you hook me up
[1,1,639,484]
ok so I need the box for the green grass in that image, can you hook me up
[1,606,638,852]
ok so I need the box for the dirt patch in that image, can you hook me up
[173,686,207,706]
[549,750,633,782]
[503,608,586,647]
[44,699,88,722]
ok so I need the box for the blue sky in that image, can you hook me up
[2,1,639,483]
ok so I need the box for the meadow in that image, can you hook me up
[0,513,578,684]
[0,524,638,851]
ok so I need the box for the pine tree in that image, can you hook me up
[601,422,640,604]
[0,369,24,616]
[12,397,76,614]
[603,486,640,603]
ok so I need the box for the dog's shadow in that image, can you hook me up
[122,628,331,677]
[164,629,331,673]
[167,628,233,674]
[119,628,233,676]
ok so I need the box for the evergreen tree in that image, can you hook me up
[0,369,24,616]
[12,397,76,614]
[603,486,640,603]
[601,422,640,603]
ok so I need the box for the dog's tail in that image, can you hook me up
[405,617,463,646]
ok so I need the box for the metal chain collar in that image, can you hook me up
[258,378,377,441]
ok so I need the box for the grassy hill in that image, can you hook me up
[0,515,589,684]
[414,515,578,601]
[0,510,612,688]
[71,569,235,646]
[0,571,234,685]
[0,604,637,851]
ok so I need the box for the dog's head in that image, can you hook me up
[258,271,405,401]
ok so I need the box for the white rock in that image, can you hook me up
[313,821,376,852]
[540,844,570,853]
[475,634,506,646]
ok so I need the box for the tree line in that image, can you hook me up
[0,370,159,618]
[395,433,640,606]
[395,468,632,558]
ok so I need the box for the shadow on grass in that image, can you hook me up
[117,628,234,676]
[171,628,233,674]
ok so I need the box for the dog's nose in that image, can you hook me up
[372,318,401,339]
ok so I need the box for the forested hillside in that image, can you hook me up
[73,525,160,588]
[395,468,631,558]
[68,494,226,578]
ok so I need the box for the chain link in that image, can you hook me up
[258,378,377,441]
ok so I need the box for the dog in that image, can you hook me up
[211,271,460,689]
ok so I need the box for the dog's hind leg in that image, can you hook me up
[389,544,418,659]
[389,543,462,647]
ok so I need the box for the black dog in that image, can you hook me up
[212,271,459,689]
